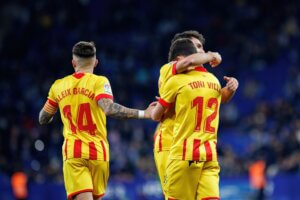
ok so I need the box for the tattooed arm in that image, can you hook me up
[98,98,155,119]
[39,99,57,125]
[39,109,54,125]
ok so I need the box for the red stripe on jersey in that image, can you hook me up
[100,140,107,161]
[202,197,219,200]
[95,94,114,102]
[65,139,68,160]
[193,139,201,161]
[72,72,85,79]
[89,142,97,160]
[204,141,212,161]
[158,98,172,108]
[48,98,58,107]
[172,62,178,75]
[74,140,82,158]
[168,198,177,200]
[194,66,207,72]
[182,139,187,160]
[159,130,162,152]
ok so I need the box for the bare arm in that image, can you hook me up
[221,76,239,103]
[39,109,54,125]
[98,98,154,119]
[175,52,221,73]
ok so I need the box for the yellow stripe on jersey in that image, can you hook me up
[159,66,222,161]
[154,62,177,152]
[47,72,113,161]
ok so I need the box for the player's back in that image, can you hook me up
[154,62,176,152]
[48,72,113,161]
[163,67,222,161]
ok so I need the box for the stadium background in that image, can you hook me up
[0,0,299,199]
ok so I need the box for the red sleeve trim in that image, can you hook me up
[158,98,172,108]
[93,193,105,198]
[202,197,220,200]
[67,189,93,200]
[48,98,58,107]
[95,93,114,101]
[172,62,178,75]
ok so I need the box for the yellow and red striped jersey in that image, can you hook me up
[159,67,221,161]
[44,72,113,161]
[154,62,177,152]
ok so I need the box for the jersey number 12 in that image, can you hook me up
[192,96,219,133]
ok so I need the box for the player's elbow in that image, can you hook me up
[103,109,111,116]
[39,110,53,125]
[38,113,45,125]
[39,119,43,125]
[39,117,48,125]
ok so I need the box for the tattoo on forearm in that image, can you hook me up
[98,99,138,119]
[39,110,53,125]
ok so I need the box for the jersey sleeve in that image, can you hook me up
[95,77,114,102]
[43,82,58,114]
[158,62,177,95]
[159,77,178,108]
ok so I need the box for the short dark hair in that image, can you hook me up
[72,41,96,58]
[168,38,197,62]
[171,30,205,46]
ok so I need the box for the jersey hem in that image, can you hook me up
[67,188,93,200]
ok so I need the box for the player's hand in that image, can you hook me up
[145,101,158,119]
[224,76,239,92]
[208,51,222,68]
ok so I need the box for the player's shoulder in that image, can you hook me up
[51,76,66,87]
[164,73,180,86]
[91,74,110,82]
[160,62,174,72]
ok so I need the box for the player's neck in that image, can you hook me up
[75,67,94,74]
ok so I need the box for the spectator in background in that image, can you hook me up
[249,159,266,200]
[11,171,28,200]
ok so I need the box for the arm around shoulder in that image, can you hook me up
[175,52,221,73]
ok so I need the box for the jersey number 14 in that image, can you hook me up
[63,103,97,135]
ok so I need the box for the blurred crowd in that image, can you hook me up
[0,0,299,186]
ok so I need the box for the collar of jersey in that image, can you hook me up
[194,66,207,72]
[73,72,85,79]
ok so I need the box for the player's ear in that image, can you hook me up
[94,59,99,68]
[72,59,76,68]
